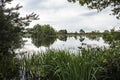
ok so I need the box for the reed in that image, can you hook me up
[21,47,120,80]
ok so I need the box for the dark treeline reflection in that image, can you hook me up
[79,36,85,42]
[86,35,100,41]
[58,35,67,41]
[74,35,78,40]
[31,35,57,47]
[31,35,68,48]
[31,32,120,48]
[103,32,120,48]
[31,24,57,47]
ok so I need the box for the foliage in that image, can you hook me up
[0,0,38,54]
[31,24,57,47]
[0,54,20,80]
[67,0,120,19]
[0,0,39,79]
[79,29,85,34]
[32,24,56,37]
[58,29,67,34]
[21,44,120,80]
[22,50,97,80]
[104,30,109,33]
[95,46,120,80]
[103,31,120,47]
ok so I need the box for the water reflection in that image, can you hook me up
[31,35,56,47]
[58,35,67,41]
[22,35,109,52]
[86,34,101,41]
[74,35,78,40]
[79,36,85,42]
[103,32,120,48]
[0,33,120,79]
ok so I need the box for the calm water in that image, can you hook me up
[19,36,109,53]
[1,35,119,80]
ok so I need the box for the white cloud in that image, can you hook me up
[9,0,120,32]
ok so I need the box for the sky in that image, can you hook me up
[9,0,120,32]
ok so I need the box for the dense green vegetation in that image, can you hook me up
[22,45,120,80]
[0,0,38,54]
[0,0,38,79]
[79,29,85,34]
[0,0,120,80]
[31,24,57,47]
[31,24,56,37]
[58,29,68,34]
[0,54,20,80]
[20,29,120,80]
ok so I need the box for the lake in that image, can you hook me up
[18,35,109,53]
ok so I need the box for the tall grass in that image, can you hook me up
[21,47,120,80]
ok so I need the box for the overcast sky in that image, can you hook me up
[10,0,120,32]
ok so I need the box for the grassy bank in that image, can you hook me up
[21,47,120,80]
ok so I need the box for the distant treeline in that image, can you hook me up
[25,24,120,36]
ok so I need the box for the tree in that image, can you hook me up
[67,0,120,19]
[0,0,39,54]
[79,29,85,34]
[32,24,56,37]
[31,24,57,47]
[58,29,67,34]
[0,54,20,79]
[104,30,109,33]
[110,28,115,32]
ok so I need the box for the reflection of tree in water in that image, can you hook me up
[86,35,100,41]
[31,24,57,47]
[79,36,85,42]
[74,35,78,40]
[32,35,57,47]
[103,32,120,47]
[58,35,67,41]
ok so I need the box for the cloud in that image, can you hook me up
[80,11,98,16]
[10,0,120,32]
[24,0,67,10]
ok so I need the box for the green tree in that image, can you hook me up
[0,0,39,79]
[58,29,67,34]
[67,0,120,19]
[0,0,38,54]
[0,54,20,80]
[42,24,57,36]
[31,24,57,47]
[110,28,115,32]
[104,30,109,33]
[32,24,56,37]
[79,29,85,34]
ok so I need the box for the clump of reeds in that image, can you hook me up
[21,47,120,80]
